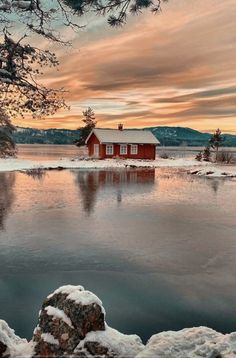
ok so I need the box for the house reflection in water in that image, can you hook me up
[74,169,155,214]
[0,172,15,230]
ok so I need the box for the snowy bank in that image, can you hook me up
[2,285,236,357]
[0,320,34,357]
[136,327,236,358]
[189,167,236,178]
[0,157,210,172]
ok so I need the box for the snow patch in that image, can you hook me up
[47,285,84,299]
[41,333,59,346]
[47,285,105,315]
[45,306,74,328]
[76,324,144,357]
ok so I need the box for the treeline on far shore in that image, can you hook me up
[13,126,236,147]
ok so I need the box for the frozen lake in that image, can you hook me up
[0,145,236,342]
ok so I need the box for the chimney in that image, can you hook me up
[118,123,123,131]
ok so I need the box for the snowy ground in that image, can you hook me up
[0,157,214,172]
[0,157,235,178]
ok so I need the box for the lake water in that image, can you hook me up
[0,145,236,342]
[16,144,236,162]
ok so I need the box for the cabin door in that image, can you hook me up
[94,144,99,158]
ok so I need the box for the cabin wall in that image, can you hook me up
[100,143,156,160]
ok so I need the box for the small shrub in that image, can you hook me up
[195,151,202,161]
[203,146,211,162]
[217,151,234,164]
[159,152,169,159]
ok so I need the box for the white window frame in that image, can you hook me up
[130,144,138,155]
[106,144,114,155]
[120,144,127,155]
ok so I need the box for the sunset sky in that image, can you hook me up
[14,0,236,133]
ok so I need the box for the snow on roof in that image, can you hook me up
[86,128,160,145]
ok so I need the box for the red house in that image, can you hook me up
[85,124,160,160]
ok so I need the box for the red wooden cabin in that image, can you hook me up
[85,124,159,160]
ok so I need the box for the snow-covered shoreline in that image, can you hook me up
[0,157,236,178]
[0,157,212,172]
[189,167,236,178]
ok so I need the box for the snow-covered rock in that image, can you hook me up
[0,319,34,357]
[74,324,144,358]
[2,285,236,357]
[33,285,106,357]
[136,326,236,358]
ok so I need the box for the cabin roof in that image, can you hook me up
[86,128,160,145]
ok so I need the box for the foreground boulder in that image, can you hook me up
[33,285,106,357]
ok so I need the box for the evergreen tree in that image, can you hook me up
[209,128,224,161]
[202,146,211,162]
[75,107,97,146]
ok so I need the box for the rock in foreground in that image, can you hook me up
[1,285,236,357]
[0,319,33,357]
[137,327,236,358]
[33,285,105,357]
[32,285,144,357]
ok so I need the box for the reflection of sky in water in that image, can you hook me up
[0,168,236,341]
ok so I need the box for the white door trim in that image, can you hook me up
[94,144,99,157]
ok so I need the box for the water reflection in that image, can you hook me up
[0,172,15,230]
[22,168,47,181]
[0,167,236,341]
[74,169,155,214]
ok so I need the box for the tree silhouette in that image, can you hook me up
[202,146,211,162]
[209,129,224,162]
[0,109,16,157]
[76,107,97,146]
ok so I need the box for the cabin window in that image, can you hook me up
[131,144,138,155]
[106,144,113,155]
[120,144,127,155]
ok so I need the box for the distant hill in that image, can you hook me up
[13,127,81,145]
[146,127,236,147]
[13,126,236,147]
[145,126,211,146]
